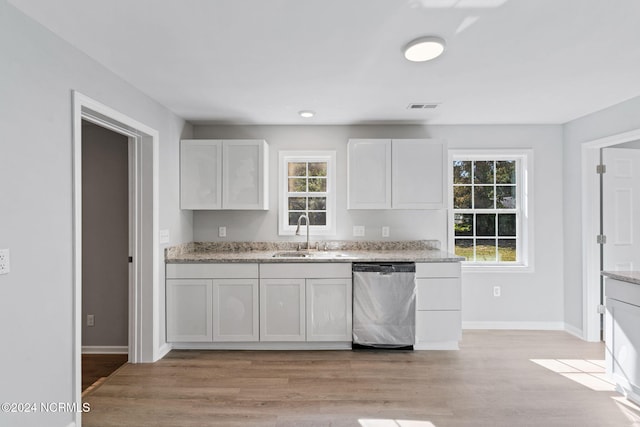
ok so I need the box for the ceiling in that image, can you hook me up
[9,0,640,125]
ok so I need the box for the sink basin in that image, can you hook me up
[271,251,352,259]
[272,251,311,258]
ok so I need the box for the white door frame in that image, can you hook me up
[72,92,159,424]
[581,128,640,342]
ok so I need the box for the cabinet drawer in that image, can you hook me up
[416,262,460,278]
[167,263,259,279]
[260,263,352,279]
[416,278,461,310]
[416,310,462,343]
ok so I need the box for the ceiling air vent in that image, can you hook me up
[407,103,440,110]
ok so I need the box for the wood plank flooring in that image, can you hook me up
[82,331,640,426]
[82,354,128,392]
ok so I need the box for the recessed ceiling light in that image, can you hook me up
[403,36,446,62]
[299,110,315,118]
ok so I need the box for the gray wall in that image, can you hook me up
[0,2,192,426]
[82,121,128,347]
[194,124,566,327]
[563,95,640,334]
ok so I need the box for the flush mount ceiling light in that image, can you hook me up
[403,36,446,62]
[299,110,315,118]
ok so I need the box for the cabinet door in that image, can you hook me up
[347,139,391,209]
[260,279,306,341]
[306,279,352,341]
[166,279,213,342]
[222,140,268,210]
[212,279,259,342]
[606,298,640,397]
[392,139,446,209]
[180,140,222,210]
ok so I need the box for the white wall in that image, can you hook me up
[193,124,565,327]
[563,95,640,334]
[0,2,192,426]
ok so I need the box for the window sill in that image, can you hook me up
[461,262,534,273]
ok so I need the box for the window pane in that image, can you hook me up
[453,161,471,184]
[496,186,516,208]
[454,239,474,261]
[474,186,494,209]
[288,178,306,192]
[308,197,326,210]
[474,161,494,184]
[308,177,326,192]
[476,239,497,261]
[289,212,305,226]
[454,213,473,236]
[288,162,307,177]
[476,214,496,236]
[309,212,326,226]
[288,197,306,211]
[498,239,517,261]
[498,214,516,236]
[496,161,516,184]
[453,186,472,209]
[308,162,327,177]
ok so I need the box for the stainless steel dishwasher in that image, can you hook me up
[352,262,416,349]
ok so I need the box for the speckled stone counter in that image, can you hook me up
[165,240,463,264]
[602,271,640,285]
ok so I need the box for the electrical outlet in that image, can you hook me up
[87,314,95,327]
[0,249,10,275]
[218,226,227,238]
[353,226,365,237]
[159,229,170,244]
[382,226,390,237]
[493,286,501,297]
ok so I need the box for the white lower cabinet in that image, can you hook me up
[306,279,352,341]
[212,279,259,342]
[415,262,462,350]
[260,279,306,341]
[166,279,213,342]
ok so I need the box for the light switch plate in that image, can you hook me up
[0,249,10,275]
[159,229,170,244]
[353,226,365,237]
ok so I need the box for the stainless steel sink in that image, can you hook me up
[272,251,311,258]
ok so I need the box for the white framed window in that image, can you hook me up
[448,149,533,272]
[278,151,336,236]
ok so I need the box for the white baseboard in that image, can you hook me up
[415,341,459,350]
[155,343,172,361]
[563,323,585,339]
[82,345,128,354]
[462,321,565,330]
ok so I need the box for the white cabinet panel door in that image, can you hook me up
[260,279,306,341]
[212,279,259,342]
[606,297,640,400]
[180,140,222,209]
[166,279,213,342]
[306,279,352,341]
[347,139,392,209]
[392,139,446,209]
[603,148,640,271]
[222,140,268,210]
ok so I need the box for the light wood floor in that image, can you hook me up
[82,331,640,426]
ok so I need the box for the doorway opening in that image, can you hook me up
[72,91,160,424]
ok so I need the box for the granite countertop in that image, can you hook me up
[602,271,640,285]
[165,240,464,264]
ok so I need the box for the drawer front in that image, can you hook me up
[167,263,259,279]
[416,310,462,343]
[260,263,352,279]
[416,278,461,310]
[416,262,460,278]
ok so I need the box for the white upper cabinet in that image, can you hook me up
[181,140,222,209]
[392,139,446,209]
[181,139,268,210]
[347,139,392,209]
[347,138,446,210]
